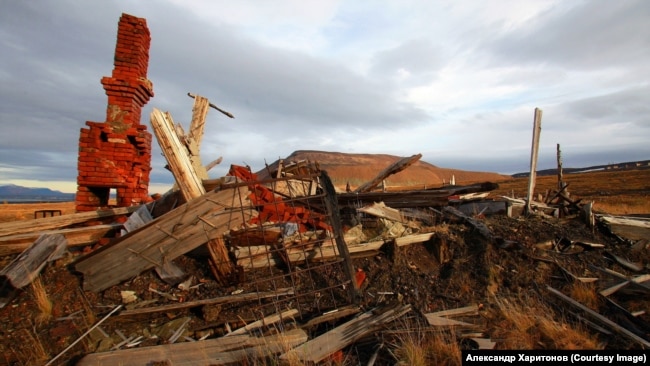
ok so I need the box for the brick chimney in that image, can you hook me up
[75,13,154,211]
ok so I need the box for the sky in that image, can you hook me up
[0,0,648,193]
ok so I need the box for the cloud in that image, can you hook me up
[0,0,648,192]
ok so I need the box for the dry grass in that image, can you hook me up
[569,282,600,310]
[494,169,650,215]
[389,328,461,366]
[0,201,76,223]
[30,276,53,325]
[492,297,600,349]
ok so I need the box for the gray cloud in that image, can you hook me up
[490,1,650,69]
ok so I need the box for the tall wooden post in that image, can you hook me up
[557,143,564,190]
[525,108,543,214]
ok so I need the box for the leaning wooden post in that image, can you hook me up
[320,170,361,303]
[525,108,542,214]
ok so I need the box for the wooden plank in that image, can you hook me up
[0,206,138,238]
[75,185,255,292]
[358,202,404,223]
[226,308,299,336]
[281,304,411,363]
[427,304,480,318]
[0,224,120,257]
[77,328,307,366]
[547,285,650,348]
[150,108,205,202]
[119,288,294,317]
[353,154,422,193]
[424,314,477,327]
[1,234,67,308]
[600,274,650,297]
[300,306,361,329]
[395,232,435,247]
[598,215,650,241]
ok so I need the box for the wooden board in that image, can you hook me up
[75,185,255,292]
[0,224,120,256]
[77,328,308,366]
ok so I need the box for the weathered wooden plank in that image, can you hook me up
[525,108,542,214]
[394,232,435,247]
[598,215,650,241]
[281,304,411,363]
[0,224,120,257]
[150,108,205,202]
[75,185,254,292]
[424,314,477,327]
[547,285,650,348]
[119,288,294,317]
[358,202,404,222]
[0,206,138,238]
[353,154,422,193]
[427,304,480,318]
[443,206,493,240]
[300,306,361,329]
[600,274,650,297]
[1,234,67,308]
[77,328,308,366]
[226,308,299,336]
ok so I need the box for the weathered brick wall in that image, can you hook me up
[75,14,154,212]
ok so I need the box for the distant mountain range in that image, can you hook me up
[512,159,650,178]
[0,184,75,202]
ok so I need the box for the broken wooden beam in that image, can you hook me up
[75,185,255,292]
[150,108,206,202]
[353,154,422,193]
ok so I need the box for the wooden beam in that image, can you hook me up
[119,288,294,317]
[320,171,359,301]
[0,224,121,257]
[353,154,422,193]
[546,285,650,348]
[526,108,542,214]
[78,328,307,366]
[150,108,205,202]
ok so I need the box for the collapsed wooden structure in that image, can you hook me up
[3,90,650,363]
